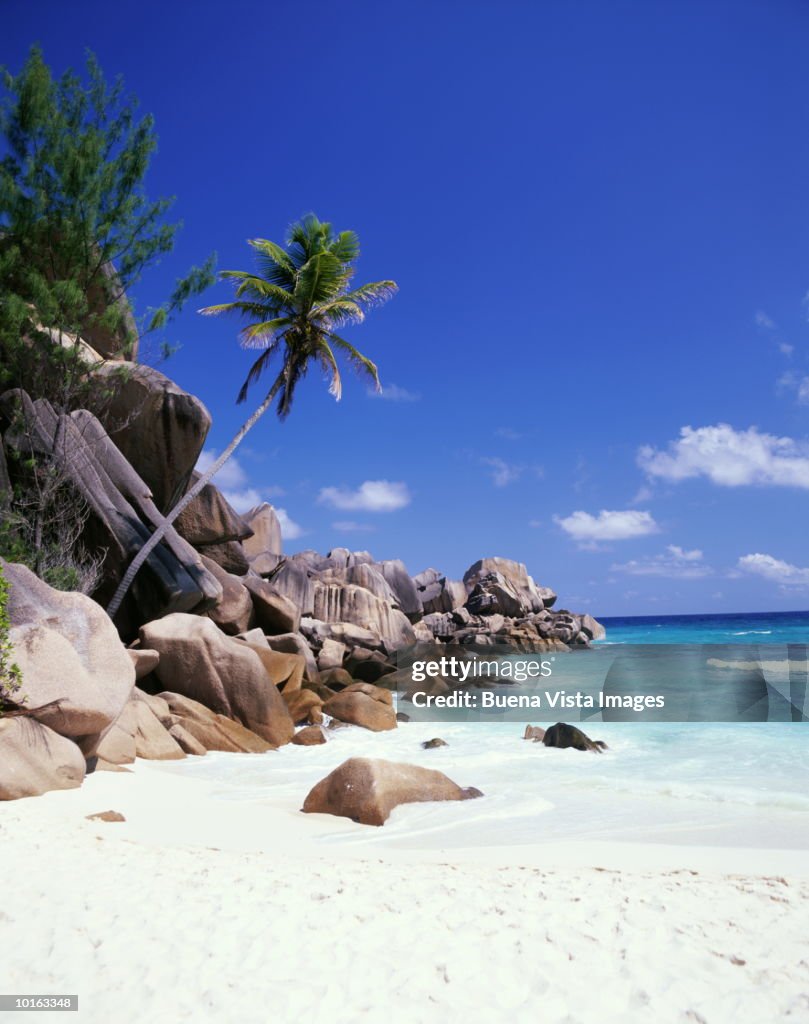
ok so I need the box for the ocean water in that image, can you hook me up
[598,608,809,645]
[156,610,809,853]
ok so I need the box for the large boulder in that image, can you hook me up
[3,560,134,752]
[322,683,397,731]
[260,560,313,615]
[94,363,211,514]
[201,556,254,635]
[462,558,547,616]
[159,692,273,753]
[130,699,185,760]
[195,540,251,576]
[263,632,319,683]
[139,614,294,747]
[312,582,415,652]
[244,577,300,635]
[414,569,466,615]
[233,636,306,692]
[302,757,483,826]
[375,560,423,622]
[174,473,253,547]
[0,717,86,800]
[242,503,283,560]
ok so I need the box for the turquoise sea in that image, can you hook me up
[598,608,809,645]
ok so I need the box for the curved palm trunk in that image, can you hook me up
[105,379,282,621]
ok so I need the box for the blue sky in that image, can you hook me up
[7,0,809,615]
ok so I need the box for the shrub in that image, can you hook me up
[0,563,22,715]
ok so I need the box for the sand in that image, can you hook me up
[1,763,808,1024]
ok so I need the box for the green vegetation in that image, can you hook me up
[106,214,397,617]
[0,564,23,715]
[0,47,215,591]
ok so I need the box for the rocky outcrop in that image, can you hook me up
[292,725,327,746]
[242,503,283,561]
[4,559,135,754]
[244,577,300,635]
[414,568,466,615]
[0,392,222,628]
[159,692,273,753]
[312,581,415,651]
[463,557,548,616]
[94,363,211,513]
[302,757,483,826]
[0,717,86,800]
[140,614,295,747]
[174,473,253,547]
[202,556,254,635]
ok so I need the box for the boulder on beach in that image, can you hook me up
[322,683,397,732]
[292,725,327,746]
[422,737,448,749]
[302,757,483,826]
[0,717,86,800]
[201,556,254,636]
[543,722,608,753]
[523,725,546,742]
[159,691,273,753]
[140,613,294,747]
[3,559,135,753]
[174,473,253,547]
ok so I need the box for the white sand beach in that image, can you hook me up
[2,745,808,1024]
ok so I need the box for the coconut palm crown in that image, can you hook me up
[201,213,398,416]
[105,214,396,620]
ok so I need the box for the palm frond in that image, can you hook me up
[343,280,399,309]
[199,300,278,320]
[275,355,309,420]
[239,316,293,349]
[237,339,284,404]
[249,238,296,289]
[328,331,381,390]
[328,230,360,264]
[315,298,365,329]
[231,275,294,307]
[294,252,348,311]
[316,338,342,400]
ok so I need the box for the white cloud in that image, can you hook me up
[629,484,653,505]
[481,457,522,487]
[275,508,304,540]
[528,519,542,528]
[196,449,249,490]
[222,487,263,512]
[737,553,809,586]
[318,480,411,512]
[755,310,776,330]
[779,342,794,357]
[638,424,809,489]
[495,427,522,441]
[554,509,660,544]
[369,384,420,402]
[612,545,711,579]
[332,521,377,533]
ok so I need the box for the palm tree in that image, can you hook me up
[106,214,397,619]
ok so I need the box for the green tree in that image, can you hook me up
[0,564,22,715]
[106,213,397,618]
[0,47,215,588]
[0,45,215,397]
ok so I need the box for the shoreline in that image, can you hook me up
[2,761,808,1024]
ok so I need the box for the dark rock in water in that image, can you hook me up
[422,737,448,749]
[396,711,411,723]
[523,725,545,742]
[542,722,607,753]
